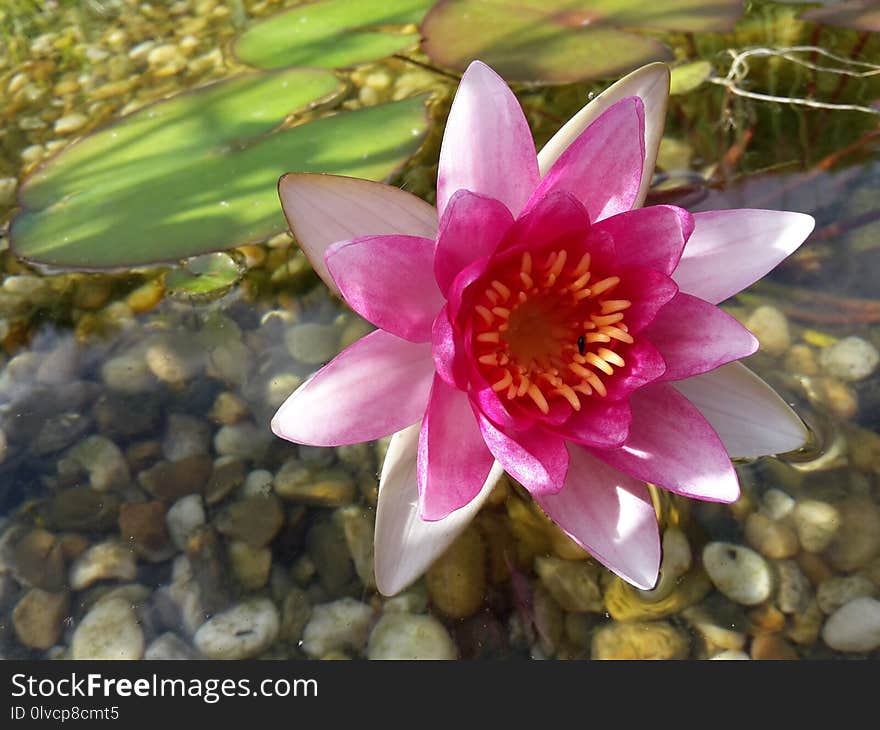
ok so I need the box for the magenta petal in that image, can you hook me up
[434,190,514,295]
[278,174,438,295]
[271,330,434,447]
[475,411,569,495]
[527,97,645,222]
[536,443,660,590]
[603,337,667,401]
[593,205,693,275]
[551,398,632,449]
[418,376,494,521]
[592,383,740,503]
[674,209,815,304]
[437,61,540,218]
[326,234,444,343]
[643,293,758,381]
[616,266,679,333]
[431,305,467,389]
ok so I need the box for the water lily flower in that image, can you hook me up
[272,61,815,594]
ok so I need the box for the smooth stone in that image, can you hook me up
[273,461,356,506]
[605,569,712,622]
[165,494,206,551]
[93,392,161,439]
[214,495,283,548]
[280,586,312,644]
[710,650,750,660]
[184,527,232,615]
[2,527,67,591]
[54,112,88,135]
[118,501,171,560]
[745,512,799,560]
[760,488,796,521]
[750,633,799,660]
[816,575,877,615]
[193,598,280,659]
[227,541,272,591]
[12,588,70,650]
[776,560,812,614]
[786,598,824,646]
[144,632,195,660]
[284,323,339,365]
[745,305,790,357]
[47,487,120,532]
[335,506,375,589]
[367,613,457,660]
[826,497,880,572]
[65,435,130,492]
[138,454,213,500]
[144,334,204,384]
[382,584,429,615]
[69,540,137,591]
[636,527,693,602]
[305,520,353,596]
[242,469,274,498]
[703,543,773,606]
[208,391,249,425]
[204,457,246,505]
[819,336,879,381]
[792,500,841,553]
[591,621,690,660]
[534,556,602,612]
[426,524,486,619]
[821,597,880,652]
[681,603,747,653]
[100,348,156,393]
[162,414,210,462]
[301,598,373,658]
[214,422,269,461]
[71,598,144,660]
[34,413,92,456]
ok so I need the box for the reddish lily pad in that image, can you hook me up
[11,70,428,270]
[235,0,434,70]
[801,0,880,31]
[421,0,745,84]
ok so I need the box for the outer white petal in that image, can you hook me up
[537,62,670,208]
[672,362,809,458]
[278,173,438,295]
[374,421,504,596]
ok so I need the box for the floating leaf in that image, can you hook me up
[11,70,428,269]
[421,0,745,84]
[802,0,880,31]
[670,60,713,95]
[235,0,434,69]
[165,252,244,300]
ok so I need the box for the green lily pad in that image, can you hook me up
[235,0,434,70]
[165,252,244,300]
[802,0,880,31]
[421,0,744,84]
[11,70,428,269]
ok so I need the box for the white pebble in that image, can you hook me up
[69,540,137,590]
[792,500,841,553]
[285,323,339,365]
[745,306,790,357]
[165,494,206,551]
[819,336,879,381]
[709,650,750,660]
[53,113,88,135]
[193,598,280,659]
[301,598,373,658]
[367,613,456,660]
[703,542,773,606]
[821,597,880,652]
[72,598,144,659]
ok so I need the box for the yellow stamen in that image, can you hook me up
[492,371,513,392]
[521,251,532,275]
[479,354,500,366]
[477,332,501,343]
[590,276,620,297]
[598,347,625,368]
[492,280,511,300]
[600,299,632,315]
[585,352,614,375]
[553,384,581,411]
[600,325,634,344]
[492,306,511,319]
[475,305,494,325]
[527,384,549,414]
[591,313,625,327]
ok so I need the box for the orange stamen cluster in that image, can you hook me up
[471,248,633,414]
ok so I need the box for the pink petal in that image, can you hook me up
[374,421,505,596]
[538,63,670,209]
[593,205,693,275]
[326,234,443,343]
[643,293,758,381]
[592,383,740,503]
[499,189,592,255]
[536,443,660,590]
[431,305,467,389]
[673,362,808,458]
[271,330,433,446]
[278,174,438,295]
[434,190,514,295]
[602,337,667,401]
[437,61,539,218]
[528,97,645,222]
[550,397,632,449]
[418,376,494,521]
[673,209,815,304]
[616,266,679,333]
[475,412,569,495]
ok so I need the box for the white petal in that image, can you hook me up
[374,421,504,596]
[673,362,809,458]
[673,209,816,304]
[278,173,438,295]
[537,62,670,209]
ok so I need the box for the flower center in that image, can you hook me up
[471,248,633,414]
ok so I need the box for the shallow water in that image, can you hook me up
[0,0,879,660]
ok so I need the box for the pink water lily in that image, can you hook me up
[272,61,815,594]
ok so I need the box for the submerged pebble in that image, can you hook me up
[591,621,690,660]
[72,598,144,660]
[193,598,280,660]
[703,543,773,606]
[300,598,373,658]
[819,336,879,381]
[821,597,880,653]
[367,613,457,660]
[12,588,70,650]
